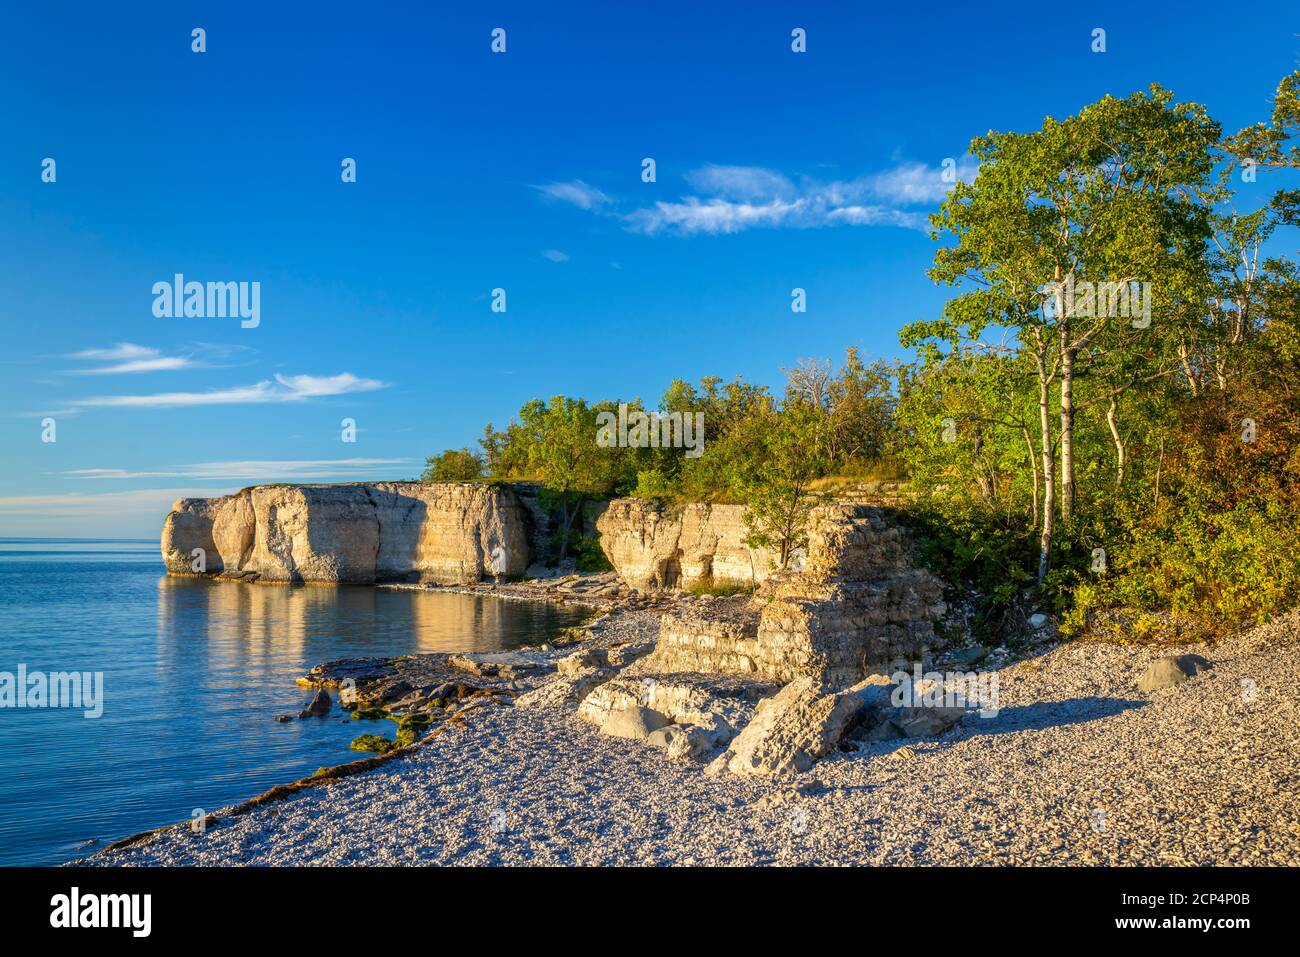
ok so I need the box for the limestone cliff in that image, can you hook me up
[161,483,530,584]
[595,499,777,591]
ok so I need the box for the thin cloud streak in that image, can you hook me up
[71,357,193,375]
[69,344,158,361]
[61,342,255,375]
[64,459,415,481]
[64,372,387,411]
[0,488,218,533]
[532,179,611,210]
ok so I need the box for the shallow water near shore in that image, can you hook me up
[0,538,590,866]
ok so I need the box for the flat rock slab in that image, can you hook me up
[448,651,554,680]
[299,656,397,687]
[517,668,616,709]
[302,652,520,711]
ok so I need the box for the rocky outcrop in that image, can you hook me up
[516,635,658,709]
[595,499,777,591]
[646,504,948,685]
[161,482,530,584]
[652,598,767,674]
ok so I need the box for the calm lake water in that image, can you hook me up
[0,538,589,866]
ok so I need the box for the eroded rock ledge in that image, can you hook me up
[161,482,531,584]
[650,503,948,684]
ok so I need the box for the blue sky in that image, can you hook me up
[1,1,1296,536]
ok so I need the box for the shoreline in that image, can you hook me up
[76,580,678,864]
[77,591,1300,866]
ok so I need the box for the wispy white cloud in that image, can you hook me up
[266,373,385,399]
[69,343,159,362]
[76,356,193,375]
[532,179,612,211]
[539,159,977,237]
[62,342,253,375]
[63,458,415,481]
[541,249,570,263]
[682,165,797,202]
[65,372,387,411]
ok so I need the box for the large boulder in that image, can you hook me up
[707,676,893,777]
[600,706,670,741]
[577,671,771,730]
[578,671,774,761]
[1138,654,1212,693]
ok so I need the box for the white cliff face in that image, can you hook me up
[161,482,530,584]
[594,499,777,591]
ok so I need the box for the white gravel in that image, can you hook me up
[84,610,1300,866]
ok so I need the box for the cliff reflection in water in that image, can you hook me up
[156,576,589,667]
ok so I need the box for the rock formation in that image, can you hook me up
[645,503,948,685]
[161,482,530,584]
[578,671,777,758]
[556,501,957,775]
[595,499,777,591]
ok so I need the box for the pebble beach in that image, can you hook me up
[83,606,1300,866]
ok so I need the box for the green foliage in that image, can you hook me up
[421,447,485,482]
[739,400,831,568]
[433,353,899,568]
[631,468,676,500]
[570,532,614,572]
[905,497,1039,642]
[507,395,628,561]
[1065,384,1300,636]
[898,73,1300,640]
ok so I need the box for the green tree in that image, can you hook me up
[421,447,485,482]
[783,348,896,471]
[906,84,1220,583]
[740,400,829,569]
[518,395,623,561]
